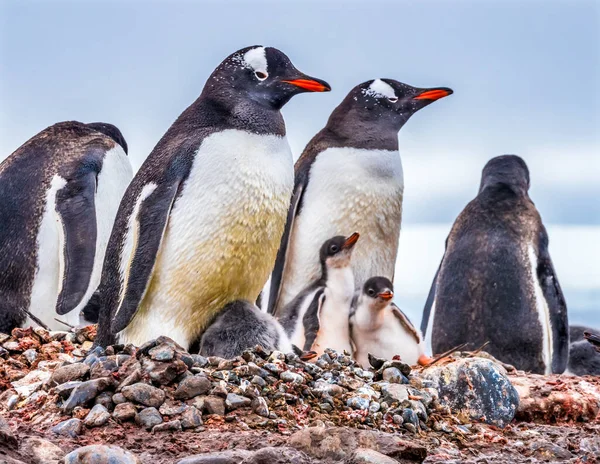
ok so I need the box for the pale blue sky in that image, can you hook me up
[1,0,598,322]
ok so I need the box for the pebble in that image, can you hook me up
[0,416,17,449]
[23,348,38,364]
[226,393,252,410]
[174,375,211,400]
[392,414,404,425]
[181,406,203,429]
[122,382,166,408]
[153,419,182,433]
[382,367,406,384]
[251,396,270,417]
[347,397,370,410]
[159,400,187,416]
[280,371,305,384]
[113,402,137,422]
[20,437,65,464]
[204,395,226,416]
[63,444,140,464]
[135,407,163,429]
[149,343,175,361]
[63,377,113,412]
[112,393,127,404]
[84,404,111,427]
[351,448,399,464]
[51,418,82,437]
[94,391,114,411]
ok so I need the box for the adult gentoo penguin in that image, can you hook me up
[567,325,600,375]
[268,79,452,316]
[91,46,330,349]
[0,121,132,332]
[199,300,292,359]
[350,277,429,366]
[421,155,569,374]
[279,233,359,355]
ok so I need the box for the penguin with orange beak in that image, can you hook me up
[350,277,430,367]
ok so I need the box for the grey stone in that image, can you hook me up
[181,406,203,429]
[90,357,119,379]
[313,380,344,397]
[94,391,114,411]
[122,382,165,408]
[23,348,38,364]
[84,404,111,427]
[176,450,253,464]
[159,400,187,416]
[225,393,251,411]
[135,407,163,429]
[152,419,182,433]
[112,393,127,404]
[174,375,211,400]
[148,343,175,361]
[20,436,65,464]
[62,378,113,413]
[51,418,82,437]
[351,448,399,464]
[50,363,90,385]
[142,358,188,385]
[280,371,305,384]
[529,440,573,460]
[251,397,269,417]
[347,397,370,410]
[62,444,140,463]
[117,368,142,392]
[250,375,266,387]
[204,396,226,416]
[382,367,406,384]
[113,402,137,422]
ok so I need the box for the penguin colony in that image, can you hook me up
[0,45,595,376]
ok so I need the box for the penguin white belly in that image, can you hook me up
[119,130,293,347]
[72,146,133,318]
[27,175,69,330]
[282,148,403,308]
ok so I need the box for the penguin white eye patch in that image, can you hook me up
[255,71,268,81]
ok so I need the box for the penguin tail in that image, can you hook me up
[81,291,102,324]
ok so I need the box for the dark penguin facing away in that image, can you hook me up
[568,325,600,375]
[268,79,453,317]
[0,121,131,332]
[421,155,569,374]
[90,46,330,349]
[198,300,292,359]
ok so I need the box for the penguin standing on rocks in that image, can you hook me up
[421,155,569,374]
[0,121,132,332]
[198,300,292,359]
[268,79,452,316]
[567,325,600,375]
[278,233,359,355]
[350,277,429,367]
[90,46,330,349]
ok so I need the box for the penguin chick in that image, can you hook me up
[278,233,359,355]
[198,300,292,359]
[350,277,429,367]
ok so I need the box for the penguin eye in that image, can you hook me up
[367,289,375,296]
[255,71,268,81]
[388,97,398,103]
[330,245,339,254]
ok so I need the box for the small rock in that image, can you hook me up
[84,404,111,427]
[0,416,17,449]
[113,402,137,422]
[159,400,187,416]
[63,378,113,413]
[402,408,419,428]
[174,375,211,400]
[63,444,140,464]
[226,393,251,411]
[148,343,175,361]
[280,371,305,384]
[94,391,114,411]
[117,368,142,392]
[313,380,344,397]
[191,354,208,367]
[382,367,406,384]
[112,393,127,404]
[23,348,38,364]
[251,375,266,387]
[351,448,398,464]
[204,396,226,416]
[251,397,269,417]
[176,450,253,464]
[135,407,163,429]
[347,397,370,410]
[529,440,573,461]
[392,414,403,425]
[51,418,82,437]
[20,437,65,464]
[122,382,166,408]
[580,437,600,455]
[181,406,203,429]
[142,358,188,385]
[153,419,182,433]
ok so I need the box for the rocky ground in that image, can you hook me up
[0,326,599,463]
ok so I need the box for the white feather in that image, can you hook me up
[365,79,396,99]
[243,47,268,74]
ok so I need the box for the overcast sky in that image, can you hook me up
[1,0,598,322]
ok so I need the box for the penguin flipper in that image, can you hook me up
[421,260,442,337]
[112,180,181,333]
[302,288,325,351]
[55,170,98,316]
[268,180,305,315]
[391,303,421,344]
[537,227,569,373]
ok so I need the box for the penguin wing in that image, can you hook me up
[536,226,569,373]
[112,179,181,333]
[420,261,441,337]
[55,169,99,315]
[391,303,421,343]
[302,288,325,351]
[267,180,305,315]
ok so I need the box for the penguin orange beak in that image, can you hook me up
[282,78,331,92]
[378,290,394,301]
[414,87,453,101]
[342,232,360,249]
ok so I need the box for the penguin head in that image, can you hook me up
[328,79,452,137]
[362,276,394,310]
[86,122,128,154]
[319,232,359,269]
[479,155,530,196]
[205,46,330,110]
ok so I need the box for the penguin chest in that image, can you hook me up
[291,148,403,295]
[136,130,294,344]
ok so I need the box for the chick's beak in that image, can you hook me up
[378,290,394,301]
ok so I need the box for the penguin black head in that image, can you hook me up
[324,79,452,147]
[479,155,530,196]
[86,122,128,154]
[205,46,331,111]
[362,276,394,309]
[319,232,359,270]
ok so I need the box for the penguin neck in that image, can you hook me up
[358,297,387,331]
[322,264,354,302]
[323,109,400,151]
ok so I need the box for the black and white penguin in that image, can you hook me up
[0,121,132,332]
[198,300,292,359]
[350,277,429,367]
[90,46,330,349]
[567,325,600,375]
[278,233,359,355]
[268,79,452,316]
[421,155,569,374]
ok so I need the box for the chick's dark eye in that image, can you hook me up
[255,71,268,80]
[367,289,375,296]
[330,245,338,254]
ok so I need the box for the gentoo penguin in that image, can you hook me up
[567,325,600,375]
[278,233,359,355]
[0,121,132,333]
[268,79,452,316]
[90,46,330,349]
[350,277,429,367]
[421,155,569,374]
[198,300,292,359]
